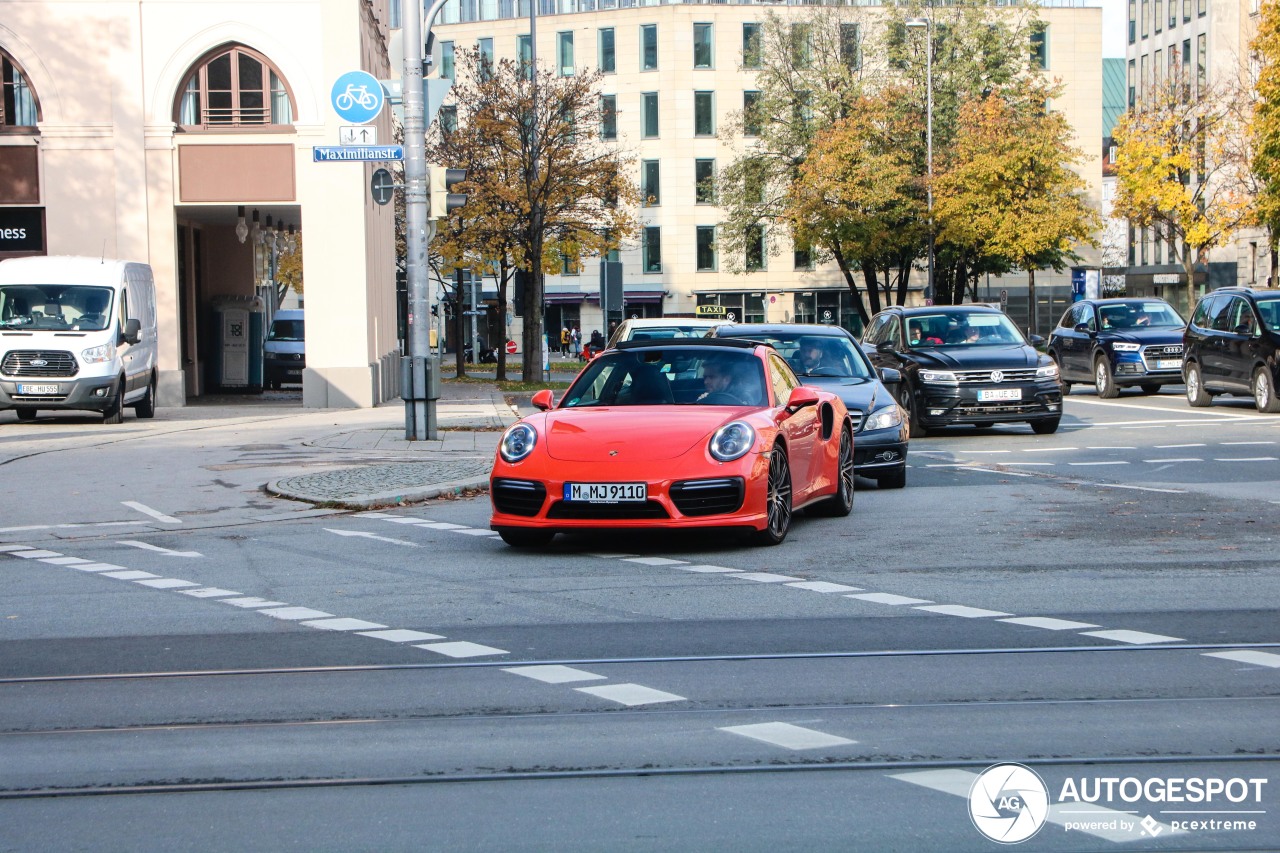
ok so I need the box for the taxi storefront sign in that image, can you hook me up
[695,305,728,317]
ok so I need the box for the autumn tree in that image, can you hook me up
[429,51,639,382]
[1252,0,1280,284]
[935,81,1099,333]
[1115,76,1255,312]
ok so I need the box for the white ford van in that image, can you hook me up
[263,308,304,389]
[0,256,159,423]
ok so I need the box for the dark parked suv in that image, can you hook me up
[1047,298,1186,397]
[863,305,1063,436]
[1183,287,1280,412]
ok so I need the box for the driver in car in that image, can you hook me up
[698,355,750,404]
[796,339,833,374]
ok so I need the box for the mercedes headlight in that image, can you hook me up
[1036,362,1060,379]
[499,423,538,463]
[81,342,117,364]
[709,421,755,462]
[862,404,904,432]
[918,369,958,384]
[1111,342,1141,352]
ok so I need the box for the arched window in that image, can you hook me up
[1,50,40,128]
[176,45,294,129]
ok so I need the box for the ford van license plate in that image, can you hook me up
[564,482,646,503]
[17,384,60,395]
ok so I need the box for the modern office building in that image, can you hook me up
[432,0,1103,338]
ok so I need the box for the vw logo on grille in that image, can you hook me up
[990,370,1004,383]
[30,358,48,367]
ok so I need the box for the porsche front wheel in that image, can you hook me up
[752,446,793,546]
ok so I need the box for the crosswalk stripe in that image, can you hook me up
[719,722,855,750]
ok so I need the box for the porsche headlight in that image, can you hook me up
[499,423,538,463]
[1036,362,1060,380]
[862,403,904,432]
[81,342,117,364]
[918,369,958,385]
[709,421,755,462]
[1111,342,1141,352]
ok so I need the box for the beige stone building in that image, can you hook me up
[0,0,401,407]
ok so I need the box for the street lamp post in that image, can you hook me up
[905,17,933,306]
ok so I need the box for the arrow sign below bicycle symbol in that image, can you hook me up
[331,70,384,124]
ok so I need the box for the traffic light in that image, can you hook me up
[429,166,467,219]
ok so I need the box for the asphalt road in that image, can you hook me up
[1,387,1278,851]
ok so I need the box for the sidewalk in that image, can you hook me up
[265,381,526,509]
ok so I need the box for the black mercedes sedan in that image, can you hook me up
[862,305,1063,436]
[1047,298,1186,397]
[713,323,910,488]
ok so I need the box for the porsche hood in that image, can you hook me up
[540,407,752,462]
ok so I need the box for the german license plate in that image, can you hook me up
[1156,359,1180,370]
[17,384,59,395]
[564,482,646,503]
[977,388,1021,402]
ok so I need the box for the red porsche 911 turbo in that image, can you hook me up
[489,338,854,547]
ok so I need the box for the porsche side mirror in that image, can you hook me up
[785,386,821,413]
[531,389,555,411]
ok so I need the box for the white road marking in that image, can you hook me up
[574,683,685,706]
[355,511,394,518]
[100,570,160,580]
[915,604,1012,618]
[1081,629,1184,644]
[503,665,607,684]
[71,563,127,572]
[1156,443,1206,448]
[384,516,432,524]
[677,564,742,573]
[1088,483,1187,493]
[117,541,201,557]
[251,509,343,522]
[786,581,863,593]
[180,587,241,598]
[134,578,199,589]
[0,522,148,533]
[967,467,1034,477]
[415,641,509,658]
[1007,462,1055,466]
[848,592,934,606]
[732,572,804,583]
[585,552,639,559]
[1085,446,1137,450]
[121,501,181,524]
[455,529,500,537]
[1068,397,1255,418]
[38,557,92,565]
[301,618,388,631]
[925,463,972,468]
[999,616,1100,630]
[624,557,689,566]
[259,607,336,621]
[1222,441,1276,445]
[891,769,1181,842]
[1022,447,1074,452]
[719,722,856,750]
[1143,457,1201,463]
[1213,456,1278,462]
[222,597,289,608]
[1067,461,1129,466]
[1203,650,1280,668]
[957,450,1011,454]
[323,529,418,547]
[358,629,445,642]
[411,522,469,530]
[11,550,62,559]
[0,544,35,552]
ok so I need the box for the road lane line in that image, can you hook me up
[915,604,1012,618]
[1085,446,1136,450]
[677,565,742,573]
[302,618,389,631]
[38,556,93,565]
[117,541,202,557]
[1203,650,1280,668]
[1067,397,1259,418]
[222,597,289,608]
[624,557,689,566]
[719,722,855,750]
[1022,447,1075,452]
[358,629,445,642]
[1068,461,1129,466]
[574,684,685,706]
[504,665,607,684]
[100,570,160,580]
[1221,441,1276,445]
[259,607,336,621]
[134,579,200,589]
[10,550,62,559]
[1143,458,1201,463]
[1081,629,1184,644]
[121,501,181,524]
[180,587,242,598]
[415,641,509,658]
[1156,443,1205,448]
[324,529,418,546]
[999,617,1100,630]
[732,572,804,583]
[848,592,934,605]
[1213,456,1278,462]
[786,581,863,593]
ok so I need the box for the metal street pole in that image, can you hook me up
[906,16,934,306]
[403,0,454,440]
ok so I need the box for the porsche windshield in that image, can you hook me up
[0,284,115,331]
[560,348,769,408]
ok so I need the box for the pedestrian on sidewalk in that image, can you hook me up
[560,327,570,355]
[570,326,581,359]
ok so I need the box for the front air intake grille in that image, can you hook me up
[670,478,745,517]
[491,479,546,516]
[547,501,670,520]
[2,350,78,378]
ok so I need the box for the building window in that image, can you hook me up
[1197,33,1207,90]
[1184,0,1191,23]
[1140,53,1148,103]
[643,226,662,273]
[1,51,39,127]
[694,91,715,136]
[478,38,494,78]
[1128,59,1136,109]
[1141,0,1149,38]
[641,24,658,71]
[601,94,617,140]
[1030,24,1048,70]
[794,243,813,270]
[840,24,861,71]
[695,158,716,204]
[642,159,660,206]
[743,23,762,69]
[441,42,456,80]
[642,92,658,138]
[1155,0,1163,32]
[518,34,532,79]
[599,28,616,73]
[694,23,714,69]
[1169,0,1177,28]
[1155,48,1164,87]
[558,31,574,76]
[1129,0,1137,44]
[745,225,765,271]
[562,254,581,275]
[176,45,294,128]
[1198,0,1206,16]
[697,226,717,271]
[743,91,761,136]
[440,105,458,134]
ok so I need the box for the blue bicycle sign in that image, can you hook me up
[330,70,384,124]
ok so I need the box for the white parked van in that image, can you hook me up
[263,308,304,389]
[0,256,159,423]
